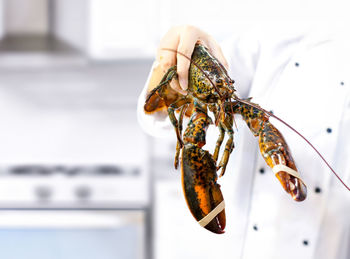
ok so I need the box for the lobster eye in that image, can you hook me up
[216,79,222,86]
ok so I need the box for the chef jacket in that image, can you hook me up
[137,22,350,259]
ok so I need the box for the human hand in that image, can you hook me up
[156,25,229,95]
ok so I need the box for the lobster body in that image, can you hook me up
[144,44,307,234]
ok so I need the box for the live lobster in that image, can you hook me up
[143,44,349,234]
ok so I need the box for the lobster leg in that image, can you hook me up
[214,111,235,177]
[174,104,187,169]
[210,105,235,177]
[233,100,307,201]
[212,124,225,162]
[217,127,234,177]
[168,97,192,147]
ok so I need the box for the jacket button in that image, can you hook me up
[326,128,332,133]
[315,186,322,193]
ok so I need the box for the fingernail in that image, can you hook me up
[179,78,188,90]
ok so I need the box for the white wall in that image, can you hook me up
[52,0,88,52]
[4,0,48,35]
[0,0,4,39]
[88,0,157,59]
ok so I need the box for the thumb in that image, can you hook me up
[177,61,190,91]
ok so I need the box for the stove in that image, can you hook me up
[0,65,150,209]
[0,164,148,209]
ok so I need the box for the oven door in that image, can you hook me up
[0,210,145,259]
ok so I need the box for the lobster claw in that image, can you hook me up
[258,121,308,202]
[181,144,226,234]
[275,168,307,202]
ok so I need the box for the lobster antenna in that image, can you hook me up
[235,97,350,192]
[161,47,350,191]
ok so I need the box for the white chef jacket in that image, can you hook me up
[137,22,350,259]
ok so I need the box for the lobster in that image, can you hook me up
[143,44,350,234]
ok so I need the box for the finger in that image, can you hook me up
[156,26,179,60]
[157,28,180,72]
[205,38,229,70]
[170,80,187,95]
[176,29,199,90]
[158,48,176,73]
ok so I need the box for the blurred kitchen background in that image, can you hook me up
[0,1,234,259]
[0,1,343,259]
